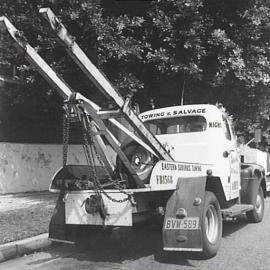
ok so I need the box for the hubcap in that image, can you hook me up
[205,205,219,244]
[255,193,262,214]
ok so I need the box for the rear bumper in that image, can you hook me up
[65,191,133,226]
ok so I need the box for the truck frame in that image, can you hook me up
[0,9,266,259]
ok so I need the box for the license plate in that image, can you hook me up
[164,217,199,230]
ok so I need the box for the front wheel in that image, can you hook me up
[246,186,264,223]
[201,191,223,259]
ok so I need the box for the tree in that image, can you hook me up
[0,0,269,147]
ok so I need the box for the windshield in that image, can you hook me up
[144,115,207,135]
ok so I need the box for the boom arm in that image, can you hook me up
[0,11,174,188]
[0,17,71,100]
[39,8,173,162]
[0,16,146,187]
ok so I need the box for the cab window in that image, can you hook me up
[145,115,207,135]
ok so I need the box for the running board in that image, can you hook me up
[221,204,253,218]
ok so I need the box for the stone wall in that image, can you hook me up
[0,143,116,194]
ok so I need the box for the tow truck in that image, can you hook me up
[0,9,266,258]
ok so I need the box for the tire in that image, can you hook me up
[246,186,264,223]
[117,142,156,186]
[201,191,223,259]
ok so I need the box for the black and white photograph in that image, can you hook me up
[0,0,270,269]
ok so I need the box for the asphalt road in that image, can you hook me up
[1,197,270,270]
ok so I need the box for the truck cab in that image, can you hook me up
[139,104,241,200]
[3,11,266,259]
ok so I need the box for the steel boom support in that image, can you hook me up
[39,7,173,162]
[0,15,146,187]
[0,11,174,189]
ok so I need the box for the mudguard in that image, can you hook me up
[49,193,77,243]
[240,163,266,205]
[163,176,207,251]
[49,194,66,241]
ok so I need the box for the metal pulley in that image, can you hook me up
[81,194,108,220]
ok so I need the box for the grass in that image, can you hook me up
[0,198,56,245]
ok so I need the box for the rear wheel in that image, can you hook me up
[201,191,222,259]
[246,186,264,223]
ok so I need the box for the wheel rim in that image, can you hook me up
[123,144,154,182]
[255,193,263,214]
[205,205,219,244]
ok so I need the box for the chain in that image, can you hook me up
[77,106,135,205]
[62,112,70,166]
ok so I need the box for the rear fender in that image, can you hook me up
[240,164,266,205]
[48,192,76,243]
[163,176,207,251]
[206,177,227,208]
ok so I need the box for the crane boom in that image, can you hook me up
[0,15,147,187]
[0,11,174,189]
[39,7,173,162]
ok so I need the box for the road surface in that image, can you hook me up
[1,197,270,270]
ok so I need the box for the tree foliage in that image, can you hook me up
[0,0,270,146]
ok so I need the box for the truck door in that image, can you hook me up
[222,116,241,199]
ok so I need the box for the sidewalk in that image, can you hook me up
[0,191,58,262]
[0,191,58,245]
[0,191,57,211]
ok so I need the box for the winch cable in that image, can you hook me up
[69,105,109,222]
[75,105,100,192]
[59,110,72,201]
[62,111,70,167]
[74,105,136,206]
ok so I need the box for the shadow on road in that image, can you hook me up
[74,224,163,262]
[222,215,248,238]
[41,223,193,266]
[75,224,169,262]
[38,215,252,267]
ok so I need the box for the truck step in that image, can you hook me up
[221,204,253,217]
